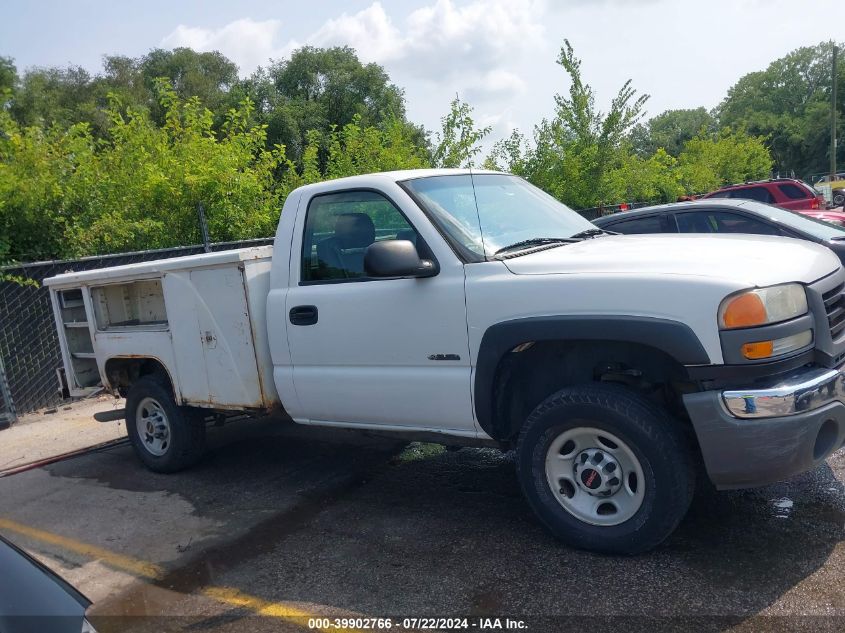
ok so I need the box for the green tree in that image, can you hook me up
[0,74,435,263]
[719,41,844,178]
[630,107,716,157]
[322,116,430,179]
[4,45,427,170]
[0,57,16,108]
[243,46,423,162]
[431,96,491,168]
[520,39,650,208]
[0,110,93,262]
[271,47,404,123]
[137,48,239,125]
[676,128,773,194]
[7,65,101,130]
[1,36,791,260]
[483,129,531,175]
[0,81,294,262]
[609,148,683,203]
[67,80,291,255]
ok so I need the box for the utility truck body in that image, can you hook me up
[47,247,277,411]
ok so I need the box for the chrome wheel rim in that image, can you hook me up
[136,397,171,457]
[545,426,645,526]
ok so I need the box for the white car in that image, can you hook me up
[45,169,845,554]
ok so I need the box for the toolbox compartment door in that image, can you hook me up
[165,265,264,409]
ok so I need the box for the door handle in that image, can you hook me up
[289,305,318,326]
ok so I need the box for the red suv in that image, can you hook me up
[702,178,826,211]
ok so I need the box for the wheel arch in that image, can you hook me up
[474,315,711,442]
[104,356,178,400]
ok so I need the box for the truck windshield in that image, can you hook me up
[401,174,597,258]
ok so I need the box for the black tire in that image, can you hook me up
[516,383,694,555]
[125,376,206,473]
[833,190,845,207]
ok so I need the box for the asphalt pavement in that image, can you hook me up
[0,415,843,632]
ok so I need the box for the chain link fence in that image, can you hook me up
[0,238,273,422]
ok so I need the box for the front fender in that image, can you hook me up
[473,315,711,436]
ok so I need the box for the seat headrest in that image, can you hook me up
[334,213,375,249]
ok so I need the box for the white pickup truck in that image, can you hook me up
[45,169,845,554]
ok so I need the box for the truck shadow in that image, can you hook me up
[44,418,845,630]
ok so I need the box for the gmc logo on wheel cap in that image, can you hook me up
[580,468,600,489]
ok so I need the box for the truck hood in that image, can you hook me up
[501,234,839,286]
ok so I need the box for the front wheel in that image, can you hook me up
[833,190,845,207]
[125,376,206,473]
[516,383,694,555]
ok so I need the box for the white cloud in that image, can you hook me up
[161,18,287,73]
[304,0,547,151]
[308,3,403,64]
[310,0,546,80]
[465,70,527,100]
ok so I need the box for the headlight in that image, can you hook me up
[718,283,808,329]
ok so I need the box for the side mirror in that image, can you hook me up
[364,240,437,278]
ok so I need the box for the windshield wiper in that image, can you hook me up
[569,228,613,239]
[493,237,577,256]
[493,229,616,256]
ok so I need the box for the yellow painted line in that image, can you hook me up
[202,586,316,618]
[0,517,164,579]
[202,587,367,633]
[0,517,363,632]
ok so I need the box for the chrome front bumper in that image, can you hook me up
[684,362,845,489]
[722,365,845,419]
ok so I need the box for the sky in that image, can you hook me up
[2,0,845,145]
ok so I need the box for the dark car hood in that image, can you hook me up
[0,535,89,632]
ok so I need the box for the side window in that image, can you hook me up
[676,212,717,233]
[608,215,666,234]
[301,190,421,282]
[677,211,781,236]
[732,186,775,203]
[710,211,782,235]
[708,190,732,199]
[778,183,811,200]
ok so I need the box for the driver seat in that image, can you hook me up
[317,213,376,277]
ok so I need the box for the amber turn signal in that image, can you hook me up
[741,340,774,359]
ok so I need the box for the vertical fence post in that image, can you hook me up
[197,202,211,253]
[832,42,838,182]
[0,354,16,430]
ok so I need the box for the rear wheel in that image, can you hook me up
[516,383,694,554]
[833,190,845,207]
[125,376,206,473]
